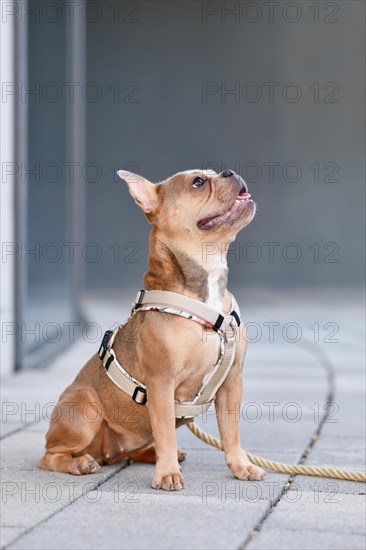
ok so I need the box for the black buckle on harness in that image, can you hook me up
[231,310,241,327]
[132,386,147,405]
[212,314,224,333]
[98,330,113,360]
[133,289,145,310]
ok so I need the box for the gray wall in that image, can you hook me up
[85,0,365,289]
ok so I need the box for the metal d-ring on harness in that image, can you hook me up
[98,289,241,418]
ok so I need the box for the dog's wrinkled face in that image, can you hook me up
[117,169,255,242]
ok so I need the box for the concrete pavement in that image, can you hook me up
[1,289,365,549]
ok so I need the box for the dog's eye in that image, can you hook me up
[192,177,206,189]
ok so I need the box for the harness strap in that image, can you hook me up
[99,346,213,415]
[99,290,241,418]
[192,321,237,408]
[133,289,227,332]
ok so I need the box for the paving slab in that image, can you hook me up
[247,490,366,536]
[8,492,269,550]
[179,413,324,456]
[0,529,25,549]
[247,528,366,550]
[1,430,128,540]
[100,450,293,503]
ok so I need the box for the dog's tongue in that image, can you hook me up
[236,192,251,201]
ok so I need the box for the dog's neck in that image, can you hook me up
[143,229,230,312]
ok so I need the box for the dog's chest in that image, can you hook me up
[116,308,225,404]
[174,330,222,403]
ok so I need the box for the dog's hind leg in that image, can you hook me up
[39,387,103,475]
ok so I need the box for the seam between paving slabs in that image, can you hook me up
[1,423,36,441]
[3,460,130,549]
[239,340,336,550]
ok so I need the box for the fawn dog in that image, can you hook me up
[39,169,265,491]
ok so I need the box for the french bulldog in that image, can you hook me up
[39,169,265,491]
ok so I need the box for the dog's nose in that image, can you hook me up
[221,170,248,192]
[222,170,234,178]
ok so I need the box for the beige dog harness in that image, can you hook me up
[98,290,241,419]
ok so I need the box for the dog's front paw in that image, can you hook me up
[227,452,265,481]
[231,463,265,481]
[151,463,185,491]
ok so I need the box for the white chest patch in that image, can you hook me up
[206,267,227,311]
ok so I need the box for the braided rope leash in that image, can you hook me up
[186,422,366,482]
[186,338,366,483]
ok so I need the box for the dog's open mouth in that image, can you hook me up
[197,189,252,230]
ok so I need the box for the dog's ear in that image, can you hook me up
[117,170,159,214]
